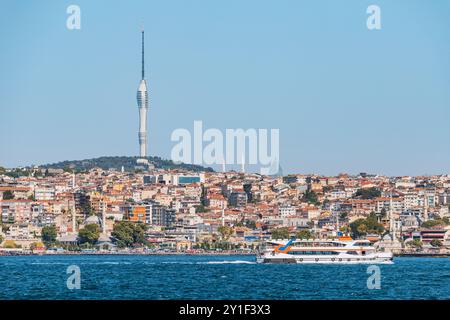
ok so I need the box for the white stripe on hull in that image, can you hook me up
[257,258,393,264]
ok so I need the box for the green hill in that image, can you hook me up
[40,156,214,173]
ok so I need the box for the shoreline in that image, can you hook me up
[0,251,256,257]
[1,252,450,258]
[394,253,450,258]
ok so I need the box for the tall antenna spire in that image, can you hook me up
[136,26,149,162]
[141,27,145,80]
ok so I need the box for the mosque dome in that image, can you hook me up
[84,215,102,226]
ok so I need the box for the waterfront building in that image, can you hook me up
[420,228,447,244]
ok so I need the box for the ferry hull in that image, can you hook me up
[256,253,393,264]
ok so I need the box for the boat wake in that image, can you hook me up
[160,260,256,265]
[202,260,256,265]
[29,262,67,265]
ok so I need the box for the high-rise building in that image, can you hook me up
[228,191,248,207]
[126,200,176,227]
[136,28,149,163]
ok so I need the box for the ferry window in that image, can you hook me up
[355,242,372,246]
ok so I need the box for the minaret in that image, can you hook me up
[241,153,245,173]
[336,210,340,236]
[136,28,149,162]
[423,191,429,221]
[222,157,226,173]
[102,200,107,234]
[389,190,397,241]
[72,200,77,234]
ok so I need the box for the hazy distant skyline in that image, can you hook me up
[1,0,449,176]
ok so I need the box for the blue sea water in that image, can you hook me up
[0,255,448,300]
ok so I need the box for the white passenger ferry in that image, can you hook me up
[256,237,393,264]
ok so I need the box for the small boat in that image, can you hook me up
[256,237,393,264]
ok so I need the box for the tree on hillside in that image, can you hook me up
[430,239,443,248]
[2,190,14,200]
[41,225,57,247]
[302,190,319,205]
[406,239,423,249]
[194,204,209,213]
[244,219,257,229]
[296,229,313,239]
[421,218,449,228]
[217,225,233,240]
[3,240,17,248]
[271,227,290,239]
[63,167,74,173]
[356,224,367,236]
[78,223,100,245]
[200,185,207,206]
[111,221,148,248]
[235,219,257,229]
[350,212,384,238]
[353,188,381,200]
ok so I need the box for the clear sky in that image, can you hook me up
[1,0,449,176]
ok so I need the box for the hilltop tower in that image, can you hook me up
[136,28,149,164]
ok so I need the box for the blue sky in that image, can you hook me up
[1,0,449,176]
